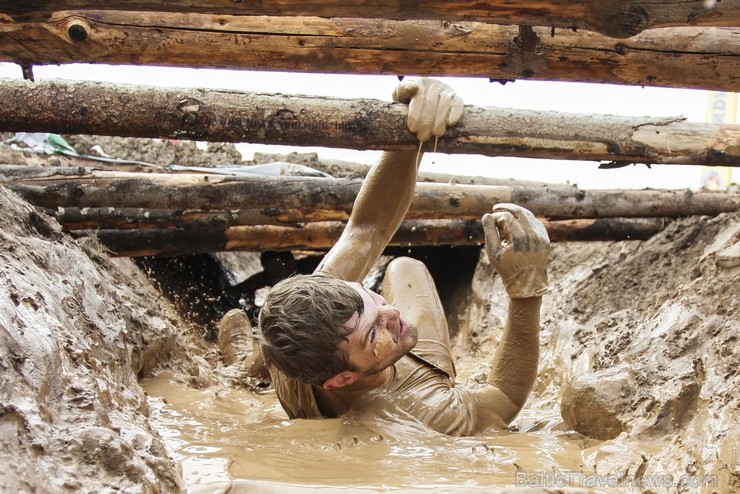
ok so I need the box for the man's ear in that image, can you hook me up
[323,371,359,390]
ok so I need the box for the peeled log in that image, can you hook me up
[72,218,669,257]
[2,1,739,38]
[1,12,739,90]
[1,79,739,166]
[4,169,739,221]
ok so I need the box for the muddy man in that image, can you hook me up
[241,78,550,435]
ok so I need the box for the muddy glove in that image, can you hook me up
[483,203,551,299]
[392,78,464,142]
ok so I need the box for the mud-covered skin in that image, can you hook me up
[483,204,551,299]
[317,78,464,283]
[482,203,550,419]
[271,79,549,433]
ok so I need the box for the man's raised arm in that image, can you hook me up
[481,204,551,424]
[317,78,463,282]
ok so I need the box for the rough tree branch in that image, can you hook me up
[3,168,738,221]
[70,218,670,257]
[1,79,738,166]
[0,12,738,90]
[1,1,738,37]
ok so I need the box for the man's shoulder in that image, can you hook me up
[388,350,454,395]
[268,366,324,419]
[407,339,456,380]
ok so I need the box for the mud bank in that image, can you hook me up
[0,137,738,492]
[0,186,183,492]
[452,212,739,492]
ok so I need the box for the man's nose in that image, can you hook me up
[379,304,400,324]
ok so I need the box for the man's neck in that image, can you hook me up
[316,367,392,416]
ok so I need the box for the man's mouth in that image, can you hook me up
[399,318,408,338]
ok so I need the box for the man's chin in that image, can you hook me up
[387,330,418,367]
[405,323,419,348]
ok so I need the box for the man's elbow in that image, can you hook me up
[475,385,526,428]
[497,391,528,425]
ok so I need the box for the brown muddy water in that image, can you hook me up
[141,372,663,493]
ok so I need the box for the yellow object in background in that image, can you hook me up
[701,92,737,190]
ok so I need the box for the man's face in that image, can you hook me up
[340,282,418,376]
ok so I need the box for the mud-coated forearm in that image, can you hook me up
[318,79,462,282]
[317,149,419,282]
[488,296,541,421]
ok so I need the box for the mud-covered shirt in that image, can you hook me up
[269,332,507,436]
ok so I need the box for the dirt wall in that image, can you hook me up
[453,212,739,491]
[0,186,184,493]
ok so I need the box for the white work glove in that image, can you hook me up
[483,203,552,299]
[392,78,464,142]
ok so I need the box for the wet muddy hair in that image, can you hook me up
[258,273,364,386]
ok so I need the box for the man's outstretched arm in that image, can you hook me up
[316,148,418,282]
[482,204,551,424]
[317,78,463,282]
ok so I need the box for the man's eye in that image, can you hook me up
[370,326,377,342]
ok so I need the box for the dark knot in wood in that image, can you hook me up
[500,26,548,79]
[67,23,88,42]
[598,5,650,38]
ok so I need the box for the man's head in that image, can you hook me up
[258,273,417,389]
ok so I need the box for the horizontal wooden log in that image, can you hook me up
[0,160,551,188]
[5,168,739,221]
[71,217,669,257]
[0,152,554,188]
[542,218,668,242]
[1,80,739,166]
[2,1,738,38]
[38,205,324,230]
[43,205,672,245]
[41,207,235,230]
[1,12,739,90]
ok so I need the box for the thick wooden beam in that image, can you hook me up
[1,1,738,38]
[1,12,738,90]
[5,168,739,221]
[70,217,669,257]
[1,80,739,166]
[41,205,672,246]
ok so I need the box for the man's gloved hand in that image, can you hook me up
[483,203,551,299]
[392,78,464,142]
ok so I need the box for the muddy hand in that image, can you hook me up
[392,78,463,142]
[482,203,551,299]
